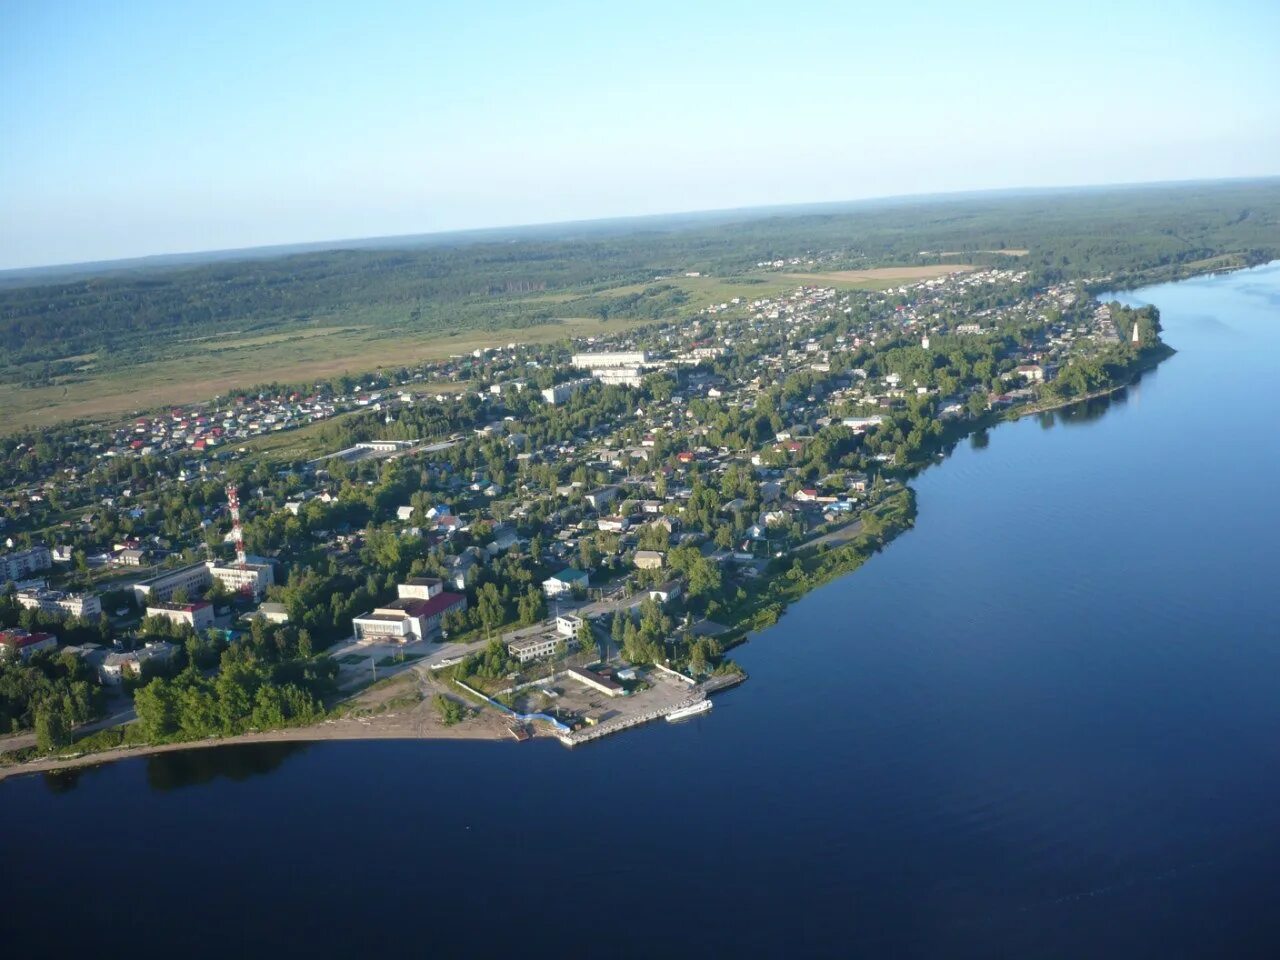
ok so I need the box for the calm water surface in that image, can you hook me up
[4,264,1280,959]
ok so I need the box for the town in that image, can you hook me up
[1,264,1164,768]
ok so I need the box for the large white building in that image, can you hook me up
[15,585,102,620]
[207,557,274,599]
[398,577,444,600]
[540,378,593,405]
[1,546,53,583]
[589,366,646,388]
[146,601,215,632]
[507,634,562,664]
[571,351,650,389]
[352,589,467,643]
[131,561,213,605]
[542,568,589,598]
[571,351,649,369]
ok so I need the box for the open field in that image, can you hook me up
[0,313,656,434]
[0,273,809,435]
[783,264,976,286]
[519,272,807,309]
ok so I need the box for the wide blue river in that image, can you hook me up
[4,264,1280,958]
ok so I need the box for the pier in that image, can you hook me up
[558,670,747,746]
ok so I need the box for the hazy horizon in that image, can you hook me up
[4,175,1277,278]
[3,0,1278,270]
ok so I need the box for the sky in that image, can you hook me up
[2,0,1278,270]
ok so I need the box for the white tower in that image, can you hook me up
[1130,322,1141,346]
[921,334,931,350]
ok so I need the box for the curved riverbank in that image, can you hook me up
[0,700,516,782]
[8,263,1280,958]
[0,335,1176,782]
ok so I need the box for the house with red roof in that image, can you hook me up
[351,589,467,643]
[0,629,58,662]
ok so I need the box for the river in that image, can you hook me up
[4,264,1280,958]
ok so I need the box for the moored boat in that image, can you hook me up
[666,700,713,722]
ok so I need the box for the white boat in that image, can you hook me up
[666,700,713,722]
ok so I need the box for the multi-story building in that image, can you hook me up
[508,634,562,664]
[207,558,274,599]
[131,561,213,605]
[398,577,444,600]
[589,366,646,388]
[570,351,649,369]
[352,589,467,643]
[0,628,58,661]
[15,585,103,620]
[145,601,215,633]
[0,546,53,583]
[540,378,592,405]
[100,640,178,685]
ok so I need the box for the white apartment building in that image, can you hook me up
[16,586,103,620]
[571,351,649,368]
[1,546,53,583]
[207,558,275,599]
[131,561,213,605]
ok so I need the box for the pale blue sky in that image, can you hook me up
[2,0,1277,269]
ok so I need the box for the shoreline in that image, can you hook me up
[0,708,519,783]
[0,357,1170,784]
[0,290,1188,784]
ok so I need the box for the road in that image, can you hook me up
[0,695,137,754]
[806,516,865,550]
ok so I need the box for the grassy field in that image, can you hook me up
[0,273,816,434]
[0,313,658,434]
[782,264,975,286]
[0,265,945,434]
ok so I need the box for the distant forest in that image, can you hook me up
[3,179,1278,377]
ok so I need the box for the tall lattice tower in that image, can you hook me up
[226,484,247,565]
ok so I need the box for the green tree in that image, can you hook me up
[34,700,70,753]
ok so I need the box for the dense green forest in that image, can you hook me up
[2,179,1277,380]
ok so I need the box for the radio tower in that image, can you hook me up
[226,484,247,566]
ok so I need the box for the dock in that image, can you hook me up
[557,670,746,747]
